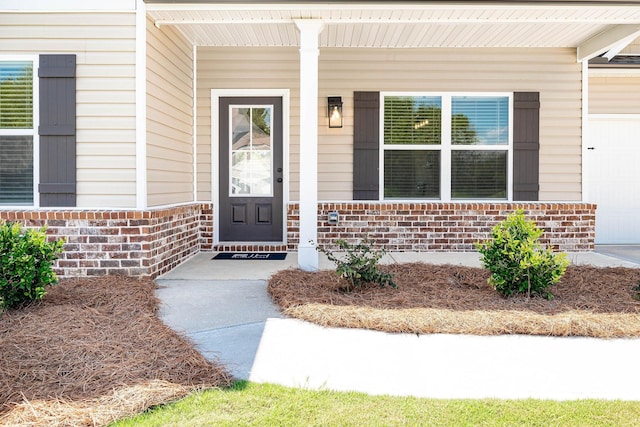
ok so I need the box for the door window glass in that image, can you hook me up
[230,106,273,196]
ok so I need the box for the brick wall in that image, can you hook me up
[0,201,596,277]
[288,202,596,252]
[0,204,207,278]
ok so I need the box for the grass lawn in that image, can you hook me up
[112,381,640,427]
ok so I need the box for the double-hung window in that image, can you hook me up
[0,57,37,206]
[382,93,512,200]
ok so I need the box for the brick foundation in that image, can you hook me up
[1,201,595,277]
[288,202,596,252]
[0,204,208,279]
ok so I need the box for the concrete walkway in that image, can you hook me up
[156,249,640,400]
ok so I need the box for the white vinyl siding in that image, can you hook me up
[146,17,194,207]
[319,48,581,201]
[589,76,640,114]
[0,12,137,208]
[197,47,300,201]
[197,47,581,202]
[620,36,640,55]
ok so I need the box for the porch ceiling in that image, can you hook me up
[146,2,640,53]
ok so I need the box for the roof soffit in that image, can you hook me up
[146,2,640,54]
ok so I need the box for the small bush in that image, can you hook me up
[475,210,569,300]
[0,221,65,310]
[315,239,396,292]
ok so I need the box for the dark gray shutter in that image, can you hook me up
[38,54,76,207]
[353,91,380,200]
[513,92,540,201]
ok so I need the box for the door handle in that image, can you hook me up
[277,178,283,183]
[587,147,595,150]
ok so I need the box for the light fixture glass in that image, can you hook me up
[328,96,343,128]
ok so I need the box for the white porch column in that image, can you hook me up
[295,19,324,271]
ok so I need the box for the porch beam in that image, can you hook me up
[295,19,324,272]
[577,24,640,62]
[153,17,640,27]
[602,37,634,61]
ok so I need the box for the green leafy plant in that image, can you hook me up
[315,239,397,292]
[632,282,640,301]
[475,210,569,300]
[0,221,65,310]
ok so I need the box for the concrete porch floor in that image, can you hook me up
[155,248,640,400]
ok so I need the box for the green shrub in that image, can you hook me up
[315,239,396,292]
[475,210,569,300]
[0,221,65,310]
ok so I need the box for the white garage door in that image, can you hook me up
[588,116,640,244]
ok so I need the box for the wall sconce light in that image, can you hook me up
[328,96,343,128]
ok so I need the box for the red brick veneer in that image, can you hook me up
[0,202,595,277]
[287,202,596,252]
[0,204,207,278]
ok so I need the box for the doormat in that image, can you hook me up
[212,252,287,260]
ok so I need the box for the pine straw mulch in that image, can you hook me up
[0,276,232,427]
[268,264,640,338]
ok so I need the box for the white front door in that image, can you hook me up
[588,115,640,244]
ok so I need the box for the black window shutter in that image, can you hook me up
[513,92,540,201]
[38,54,76,207]
[353,91,380,200]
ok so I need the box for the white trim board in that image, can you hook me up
[192,45,198,202]
[582,60,589,204]
[589,69,640,77]
[0,55,40,208]
[0,0,135,11]
[135,0,147,209]
[589,114,640,119]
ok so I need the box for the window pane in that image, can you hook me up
[0,136,33,205]
[452,96,508,145]
[451,151,506,199]
[249,151,272,194]
[231,151,250,194]
[230,106,273,196]
[231,108,251,150]
[384,96,441,145]
[251,107,271,151]
[384,150,440,198]
[0,61,33,129]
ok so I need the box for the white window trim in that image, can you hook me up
[379,91,513,202]
[0,55,39,208]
